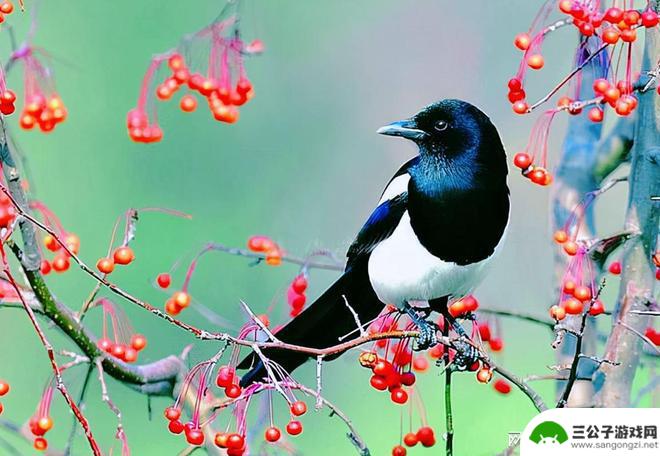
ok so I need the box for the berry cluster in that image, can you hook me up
[550,229,604,320]
[165,290,192,316]
[127,7,261,144]
[164,362,213,446]
[558,2,658,42]
[39,232,79,274]
[216,364,242,399]
[247,235,283,265]
[96,245,135,275]
[27,201,78,274]
[361,354,415,405]
[0,379,9,416]
[447,294,479,317]
[287,274,308,317]
[27,380,55,452]
[508,1,660,187]
[10,44,68,133]
[392,426,437,455]
[477,320,504,353]
[511,111,557,186]
[95,298,148,363]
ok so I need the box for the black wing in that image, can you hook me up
[346,192,408,270]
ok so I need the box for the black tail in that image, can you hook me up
[237,261,384,386]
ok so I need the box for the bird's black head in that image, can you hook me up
[377,99,506,173]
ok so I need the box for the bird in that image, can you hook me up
[238,99,509,386]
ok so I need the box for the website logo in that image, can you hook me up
[520,408,659,455]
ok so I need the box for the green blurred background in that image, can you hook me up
[0,1,650,455]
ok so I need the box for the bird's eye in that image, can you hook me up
[434,120,449,131]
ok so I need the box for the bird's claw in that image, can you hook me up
[445,339,480,372]
[414,320,438,351]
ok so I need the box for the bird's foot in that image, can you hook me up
[436,339,480,372]
[402,302,438,351]
[414,320,438,351]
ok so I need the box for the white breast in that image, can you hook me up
[378,174,410,204]
[367,211,506,308]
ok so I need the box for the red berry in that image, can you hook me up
[604,7,624,23]
[96,257,115,274]
[588,107,604,123]
[462,295,479,312]
[390,387,408,404]
[110,343,126,359]
[0,380,9,396]
[51,254,70,273]
[476,367,493,383]
[392,445,407,456]
[34,437,48,451]
[164,407,181,421]
[602,28,620,45]
[412,356,429,372]
[216,366,235,388]
[226,433,245,450]
[373,359,393,376]
[97,337,112,352]
[563,241,579,256]
[416,426,436,447]
[286,420,303,436]
[558,0,573,15]
[512,101,529,114]
[563,298,584,315]
[123,347,138,363]
[642,10,659,27]
[292,275,308,293]
[494,379,512,394]
[448,299,467,317]
[265,426,281,442]
[157,273,171,288]
[623,10,640,26]
[620,29,637,43]
[550,305,567,321]
[225,384,242,399]
[489,338,503,352]
[40,260,51,275]
[507,78,522,91]
[0,2,13,15]
[526,54,544,70]
[513,152,532,170]
[400,371,416,386]
[180,94,197,113]
[130,334,147,351]
[113,246,134,265]
[214,432,229,448]
[588,300,605,316]
[403,432,418,447]
[290,400,307,416]
[514,33,531,50]
[168,419,184,434]
[608,261,622,275]
[370,374,388,391]
[478,322,491,342]
[508,89,526,103]
[185,427,205,445]
[574,285,592,302]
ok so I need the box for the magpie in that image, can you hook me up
[238,99,509,386]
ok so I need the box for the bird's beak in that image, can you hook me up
[377,120,428,140]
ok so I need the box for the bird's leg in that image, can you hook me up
[403,302,438,351]
[441,312,479,372]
